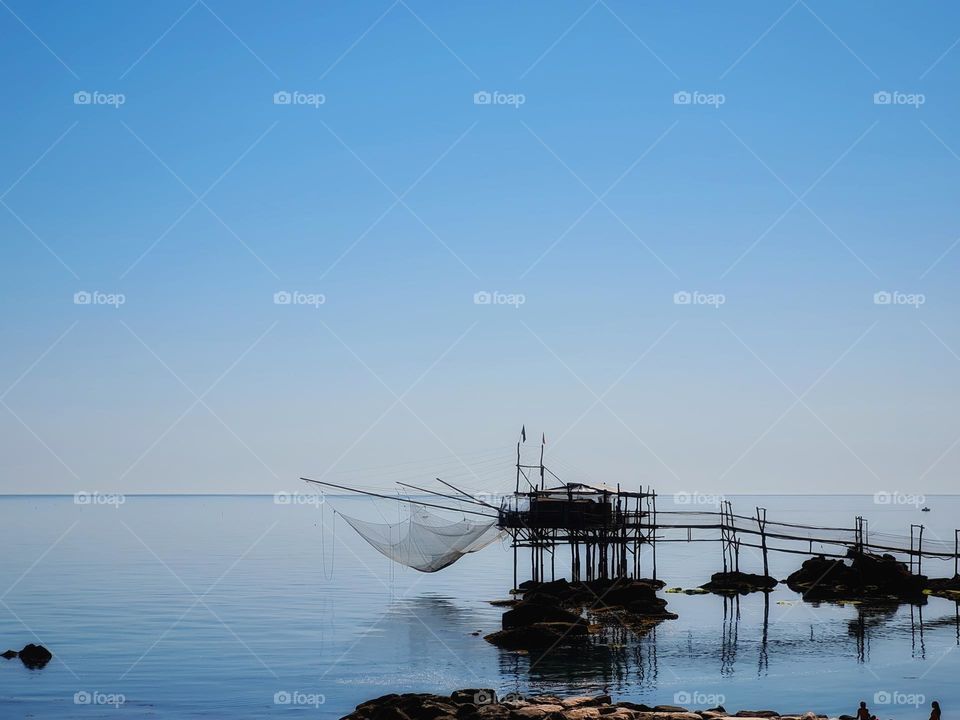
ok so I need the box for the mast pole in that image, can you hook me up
[539,434,545,490]
[515,441,521,494]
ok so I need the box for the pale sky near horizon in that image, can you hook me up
[1,1,959,496]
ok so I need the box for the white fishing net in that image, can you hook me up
[339,505,501,572]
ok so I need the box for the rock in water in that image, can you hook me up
[786,551,925,602]
[484,621,588,650]
[18,644,52,669]
[700,571,778,595]
[1,650,17,659]
[502,601,587,630]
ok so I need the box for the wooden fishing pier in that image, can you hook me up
[302,435,960,596]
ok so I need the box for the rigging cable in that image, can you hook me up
[320,505,337,582]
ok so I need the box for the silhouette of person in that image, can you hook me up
[930,701,941,720]
[856,701,871,720]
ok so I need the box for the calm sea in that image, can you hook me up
[0,495,956,718]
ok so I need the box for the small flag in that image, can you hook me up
[521,425,526,443]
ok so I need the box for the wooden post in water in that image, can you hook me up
[910,524,924,575]
[730,501,737,572]
[909,524,915,573]
[721,501,729,574]
[756,506,769,578]
[513,530,518,591]
[652,490,658,582]
[918,524,924,576]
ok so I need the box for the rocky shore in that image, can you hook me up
[339,690,834,720]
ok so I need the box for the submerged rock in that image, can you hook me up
[1,650,17,660]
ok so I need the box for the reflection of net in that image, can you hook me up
[340,506,501,573]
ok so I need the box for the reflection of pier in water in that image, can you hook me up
[496,594,960,691]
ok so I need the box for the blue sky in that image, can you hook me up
[1,0,959,495]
